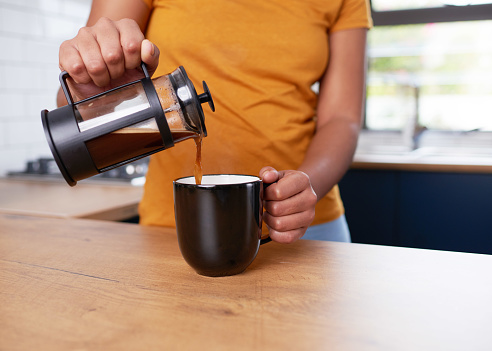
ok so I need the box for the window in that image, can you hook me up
[365,1,492,132]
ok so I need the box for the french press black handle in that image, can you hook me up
[58,62,151,106]
[59,70,74,106]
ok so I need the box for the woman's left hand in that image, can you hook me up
[260,166,317,243]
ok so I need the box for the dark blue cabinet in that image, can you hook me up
[339,169,492,255]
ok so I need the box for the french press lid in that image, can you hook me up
[170,66,215,137]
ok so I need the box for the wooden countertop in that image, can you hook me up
[1,214,491,350]
[352,152,492,173]
[0,178,143,220]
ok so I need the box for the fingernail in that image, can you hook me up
[143,39,155,56]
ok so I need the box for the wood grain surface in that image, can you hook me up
[1,214,492,351]
[0,178,143,220]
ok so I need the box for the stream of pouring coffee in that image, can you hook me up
[154,76,203,185]
[194,135,203,185]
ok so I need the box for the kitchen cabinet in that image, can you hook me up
[339,169,492,255]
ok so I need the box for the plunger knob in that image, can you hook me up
[198,81,215,112]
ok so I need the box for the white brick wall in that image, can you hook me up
[0,0,91,176]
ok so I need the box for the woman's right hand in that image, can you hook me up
[58,16,159,104]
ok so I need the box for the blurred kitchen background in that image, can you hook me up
[1,0,492,253]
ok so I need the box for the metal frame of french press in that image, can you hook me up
[41,63,174,186]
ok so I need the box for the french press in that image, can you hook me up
[41,64,214,186]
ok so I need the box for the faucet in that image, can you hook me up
[402,83,426,150]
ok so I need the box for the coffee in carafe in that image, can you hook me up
[41,64,214,186]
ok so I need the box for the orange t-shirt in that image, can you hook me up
[139,0,372,227]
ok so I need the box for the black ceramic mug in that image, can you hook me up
[173,174,271,277]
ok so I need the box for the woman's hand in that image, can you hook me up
[58,16,159,104]
[260,166,317,244]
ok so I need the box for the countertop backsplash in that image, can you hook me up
[0,0,91,176]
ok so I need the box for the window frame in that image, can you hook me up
[370,2,492,26]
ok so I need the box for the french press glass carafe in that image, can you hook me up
[41,64,214,186]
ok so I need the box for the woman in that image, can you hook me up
[58,0,372,243]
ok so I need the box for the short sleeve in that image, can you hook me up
[330,0,373,33]
[141,0,153,9]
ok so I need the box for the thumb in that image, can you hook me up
[141,39,160,77]
[259,166,279,184]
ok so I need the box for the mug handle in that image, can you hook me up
[260,235,272,245]
[260,181,274,245]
